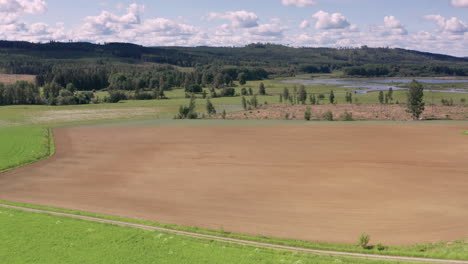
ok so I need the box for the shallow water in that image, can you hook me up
[282,78,468,94]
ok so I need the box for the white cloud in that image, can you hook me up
[370,16,408,36]
[207,10,258,28]
[299,20,310,29]
[81,3,143,35]
[312,10,350,30]
[248,23,287,37]
[451,0,468,8]
[0,0,46,24]
[425,14,467,34]
[281,0,316,8]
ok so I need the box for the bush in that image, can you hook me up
[75,91,94,104]
[176,96,197,119]
[376,242,385,251]
[322,111,334,121]
[221,87,236,97]
[441,98,454,106]
[304,107,311,121]
[359,233,370,249]
[107,90,127,103]
[341,111,354,121]
[206,99,216,115]
[185,84,202,93]
[135,92,155,100]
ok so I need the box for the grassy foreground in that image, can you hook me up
[0,206,407,264]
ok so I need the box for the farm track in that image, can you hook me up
[1,203,468,264]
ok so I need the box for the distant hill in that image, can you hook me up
[1,40,468,76]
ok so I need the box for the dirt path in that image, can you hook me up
[1,203,467,264]
[1,123,468,245]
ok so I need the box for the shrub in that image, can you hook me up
[284,113,290,120]
[304,107,311,121]
[206,99,216,115]
[75,91,94,104]
[135,92,155,100]
[250,95,258,109]
[322,111,334,121]
[222,109,226,119]
[341,111,354,121]
[221,87,236,97]
[185,84,203,93]
[241,87,248,96]
[359,233,370,249]
[259,82,266,95]
[175,96,197,119]
[441,98,454,106]
[241,96,247,110]
[107,90,127,103]
[376,242,385,251]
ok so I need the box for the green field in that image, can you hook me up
[0,206,409,264]
[0,126,53,173]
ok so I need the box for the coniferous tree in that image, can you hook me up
[329,90,335,104]
[259,82,266,95]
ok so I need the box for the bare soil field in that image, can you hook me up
[227,104,468,121]
[0,74,35,84]
[1,123,468,245]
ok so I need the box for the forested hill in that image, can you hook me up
[1,40,468,77]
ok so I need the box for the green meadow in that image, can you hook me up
[0,206,413,264]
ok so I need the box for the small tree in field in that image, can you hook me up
[241,96,247,110]
[259,82,266,95]
[206,99,216,115]
[304,107,311,121]
[378,91,384,104]
[298,85,307,104]
[406,80,425,120]
[359,233,370,249]
[250,95,258,109]
[283,87,290,101]
[238,72,247,86]
[329,90,335,104]
[176,96,197,119]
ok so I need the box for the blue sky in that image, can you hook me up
[2,0,468,56]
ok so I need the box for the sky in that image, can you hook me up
[1,0,468,56]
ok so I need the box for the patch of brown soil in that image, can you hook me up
[1,123,468,245]
[0,74,35,84]
[227,104,468,121]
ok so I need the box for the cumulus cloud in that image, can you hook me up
[81,3,143,35]
[312,10,350,30]
[207,10,258,28]
[370,16,408,36]
[425,14,467,34]
[281,0,316,8]
[248,23,287,37]
[299,20,310,29]
[451,0,468,8]
[0,0,46,24]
